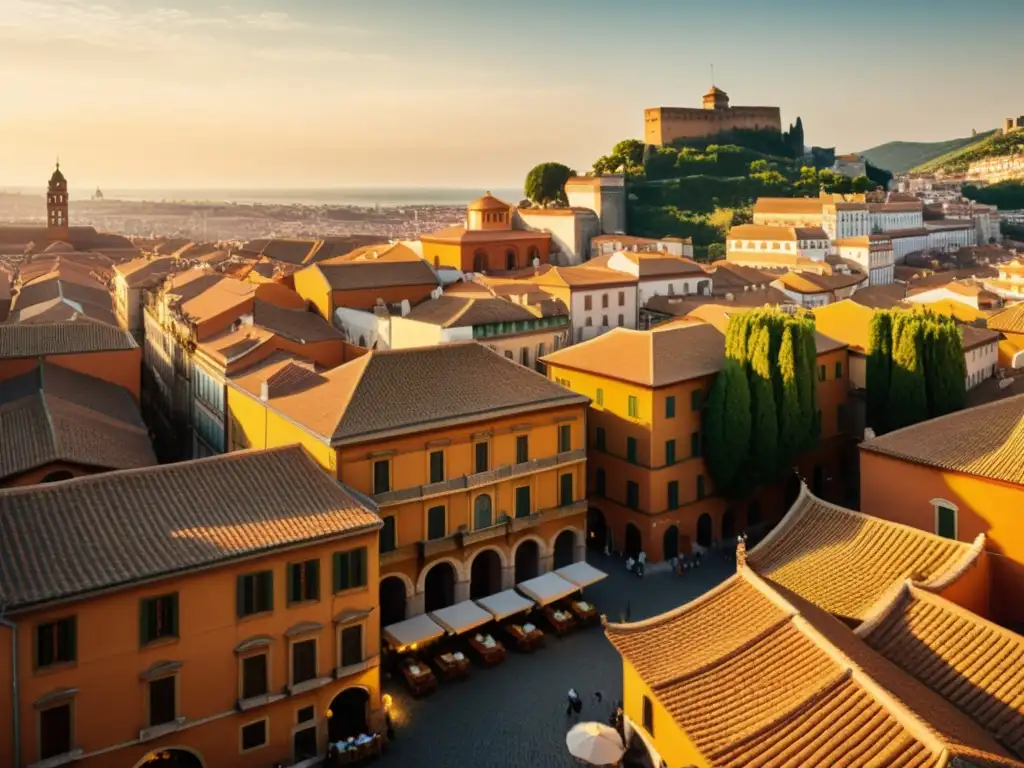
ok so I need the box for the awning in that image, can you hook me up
[516,572,578,606]
[430,600,493,635]
[475,589,535,621]
[555,561,608,588]
[383,614,445,650]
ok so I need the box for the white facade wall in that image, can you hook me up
[333,306,391,349]
[890,234,929,264]
[926,226,977,252]
[726,237,829,262]
[774,284,832,307]
[571,286,637,343]
[387,317,455,349]
[823,209,871,243]
[517,210,599,266]
[870,210,924,232]
[635,275,713,306]
[904,286,981,309]
[965,340,999,389]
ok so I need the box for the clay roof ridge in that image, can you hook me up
[922,533,988,591]
[853,580,916,640]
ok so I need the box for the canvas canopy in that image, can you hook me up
[383,613,445,650]
[475,589,535,621]
[555,561,608,588]
[430,600,493,635]
[516,572,578,606]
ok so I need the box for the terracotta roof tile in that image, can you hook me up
[0,446,381,611]
[0,321,136,358]
[747,485,980,623]
[777,270,867,294]
[251,299,342,343]
[540,323,725,387]
[403,294,567,328]
[989,304,1024,334]
[314,260,439,291]
[860,585,1024,759]
[753,197,826,215]
[812,299,877,353]
[588,251,706,278]
[860,394,1024,486]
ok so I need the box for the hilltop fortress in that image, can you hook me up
[644,85,782,146]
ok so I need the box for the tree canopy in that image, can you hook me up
[524,162,573,207]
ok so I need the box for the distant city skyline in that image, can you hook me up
[3,0,1024,189]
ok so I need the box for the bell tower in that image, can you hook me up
[47,160,70,242]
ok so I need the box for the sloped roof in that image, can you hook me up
[114,256,181,288]
[753,197,825,216]
[848,282,909,309]
[252,299,342,343]
[403,294,567,328]
[989,304,1024,334]
[859,583,1024,759]
[860,393,1024,486]
[540,323,725,386]
[230,342,587,445]
[747,485,982,624]
[588,251,706,278]
[314,260,439,291]
[606,568,1016,768]
[812,299,877,353]
[0,321,136,358]
[0,446,381,611]
[776,270,867,294]
[727,224,828,242]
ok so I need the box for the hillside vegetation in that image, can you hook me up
[859,132,995,174]
[913,129,1024,173]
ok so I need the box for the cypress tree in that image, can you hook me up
[748,326,779,483]
[777,324,802,473]
[866,310,893,434]
[796,316,819,450]
[937,320,967,415]
[888,316,928,430]
[704,358,752,494]
[922,315,943,417]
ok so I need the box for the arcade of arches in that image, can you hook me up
[132,749,203,768]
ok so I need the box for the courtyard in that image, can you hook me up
[376,550,735,768]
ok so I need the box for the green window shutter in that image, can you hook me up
[262,571,274,612]
[286,563,295,604]
[308,560,320,600]
[140,600,150,646]
[356,548,367,588]
[236,575,247,618]
[168,595,179,637]
[66,617,77,663]
[333,553,343,593]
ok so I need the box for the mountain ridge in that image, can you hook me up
[857,131,996,174]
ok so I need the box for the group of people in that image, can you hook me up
[624,550,647,578]
[669,550,702,577]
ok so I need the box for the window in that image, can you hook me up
[427,450,446,484]
[596,427,606,451]
[516,435,529,464]
[515,485,532,518]
[341,624,363,668]
[835,361,843,378]
[667,481,679,510]
[297,705,315,724]
[584,295,592,310]
[381,516,396,553]
[697,474,706,500]
[601,315,608,327]
[602,293,609,309]
[427,505,447,540]
[934,500,958,540]
[627,395,639,418]
[618,291,625,306]
[237,571,274,617]
[665,439,676,465]
[474,494,493,529]
[475,441,489,473]
[665,396,676,418]
[626,437,637,464]
[560,473,573,507]
[36,617,75,668]
[595,468,606,497]
[333,548,368,592]
[618,313,624,326]
[288,560,320,604]
[39,703,72,760]
[818,364,826,382]
[140,594,179,646]
[585,317,593,327]
[691,431,701,458]
[642,695,654,736]
[241,719,268,752]
[595,387,604,406]
[292,639,317,685]
[242,653,268,700]
[372,459,390,494]
[691,388,703,411]
[626,481,640,510]
[294,723,318,762]
[149,676,176,727]
[559,424,572,453]
[504,350,514,360]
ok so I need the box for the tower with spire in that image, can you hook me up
[47,160,70,242]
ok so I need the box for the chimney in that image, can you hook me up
[260,380,270,402]
[736,538,747,569]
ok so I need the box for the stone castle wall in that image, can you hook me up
[644,106,782,146]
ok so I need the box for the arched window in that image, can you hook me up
[505,249,517,270]
[931,499,958,540]
[474,495,493,530]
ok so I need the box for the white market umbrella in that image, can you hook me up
[566,721,625,766]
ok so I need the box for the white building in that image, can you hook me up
[925,221,977,252]
[904,281,1002,312]
[515,207,601,266]
[885,229,930,264]
[966,154,1024,184]
[564,174,627,235]
[962,327,1000,389]
[591,250,711,305]
[834,236,895,286]
[869,201,924,233]
[772,270,867,308]
[725,224,830,271]
[591,234,695,259]
[982,259,1024,300]
[752,194,870,251]
[822,200,870,244]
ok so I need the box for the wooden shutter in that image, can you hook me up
[236,575,247,617]
[355,548,367,588]
[308,559,320,600]
[333,552,343,592]
[168,595,179,637]
[262,571,274,612]
[286,562,296,604]
[140,600,151,646]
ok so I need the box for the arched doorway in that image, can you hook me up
[662,525,679,561]
[424,562,456,613]
[624,523,642,558]
[722,508,736,542]
[470,549,501,599]
[327,687,369,742]
[514,540,540,583]
[527,246,540,264]
[42,470,74,483]
[379,576,407,629]
[505,249,517,270]
[473,494,493,530]
[553,530,576,569]
[473,250,487,273]
[587,507,608,551]
[132,749,203,768]
[696,513,712,548]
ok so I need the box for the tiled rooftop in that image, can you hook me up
[0,446,381,610]
[0,320,136,358]
[315,260,439,291]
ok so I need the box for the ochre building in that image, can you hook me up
[644,86,782,146]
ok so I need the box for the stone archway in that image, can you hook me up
[327,687,369,743]
[696,513,713,549]
[553,529,576,569]
[662,525,679,561]
[423,561,456,612]
[514,539,540,583]
[131,749,204,768]
[470,548,502,599]
[473,250,487,273]
[379,575,409,629]
[624,523,642,558]
[505,249,518,270]
[587,507,608,551]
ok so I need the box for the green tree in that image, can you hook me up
[749,159,771,174]
[796,317,819,449]
[866,310,893,433]
[851,175,874,193]
[704,359,752,494]
[524,162,572,207]
[748,327,779,483]
[888,316,928,430]
[707,242,726,261]
[777,324,803,472]
[612,139,645,168]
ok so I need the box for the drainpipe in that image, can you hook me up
[0,608,19,768]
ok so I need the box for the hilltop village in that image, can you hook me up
[1,111,1024,768]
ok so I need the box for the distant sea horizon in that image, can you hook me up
[1,186,526,208]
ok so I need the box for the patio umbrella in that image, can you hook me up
[566,721,625,766]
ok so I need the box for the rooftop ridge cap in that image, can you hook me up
[605,573,747,634]
[853,580,915,639]
[862,393,1024,451]
[907,583,1024,644]
[921,532,987,591]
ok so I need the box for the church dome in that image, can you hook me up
[49,163,66,186]
[468,192,510,212]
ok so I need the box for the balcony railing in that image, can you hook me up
[372,448,586,507]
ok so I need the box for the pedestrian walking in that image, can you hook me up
[566,687,583,717]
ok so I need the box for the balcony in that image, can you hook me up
[419,534,460,559]
[459,522,508,547]
[372,448,586,507]
[380,543,417,566]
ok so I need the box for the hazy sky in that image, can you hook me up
[3,0,1023,189]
